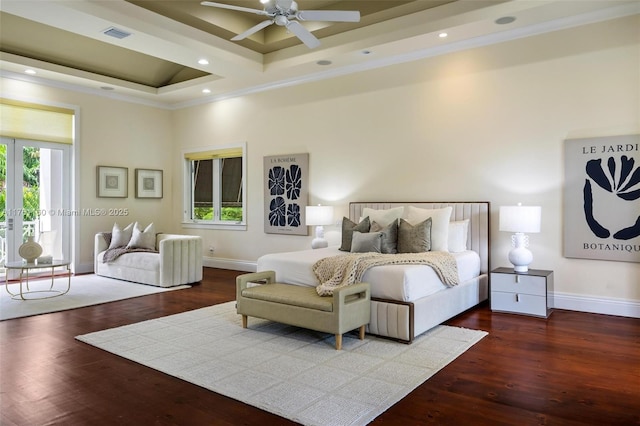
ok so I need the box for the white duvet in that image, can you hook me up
[256,246,481,302]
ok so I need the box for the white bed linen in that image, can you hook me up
[256,247,481,302]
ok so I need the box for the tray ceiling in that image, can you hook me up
[0,0,636,108]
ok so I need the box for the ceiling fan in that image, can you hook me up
[201,0,360,49]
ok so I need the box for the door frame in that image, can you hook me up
[2,137,73,277]
[1,98,80,276]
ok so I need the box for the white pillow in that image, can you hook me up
[127,222,156,250]
[361,206,404,227]
[405,206,452,251]
[448,219,469,253]
[108,222,133,249]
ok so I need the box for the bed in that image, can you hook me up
[257,201,490,343]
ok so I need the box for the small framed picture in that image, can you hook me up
[135,168,163,199]
[96,166,128,198]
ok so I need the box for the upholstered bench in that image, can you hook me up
[236,271,370,350]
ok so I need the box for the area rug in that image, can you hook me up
[76,301,488,426]
[1,274,190,321]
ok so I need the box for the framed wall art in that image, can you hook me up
[135,168,163,199]
[263,153,309,235]
[96,166,128,198]
[564,134,640,263]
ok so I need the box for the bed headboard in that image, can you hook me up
[349,201,490,275]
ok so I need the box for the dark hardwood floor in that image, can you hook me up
[2,268,638,425]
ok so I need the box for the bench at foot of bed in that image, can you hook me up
[236,271,370,350]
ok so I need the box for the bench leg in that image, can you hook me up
[359,325,366,340]
[335,334,342,350]
[242,315,248,328]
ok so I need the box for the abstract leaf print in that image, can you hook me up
[286,165,302,200]
[269,197,286,226]
[583,156,640,240]
[287,203,301,227]
[268,166,285,196]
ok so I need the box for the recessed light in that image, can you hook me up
[361,50,372,55]
[100,86,114,91]
[202,89,211,94]
[316,60,332,66]
[438,32,448,38]
[495,16,516,25]
[198,59,209,65]
[25,69,36,75]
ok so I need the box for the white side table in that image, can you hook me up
[490,267,553,318]
[4,260,71,300]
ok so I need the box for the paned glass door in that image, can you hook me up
[1,137,71,280]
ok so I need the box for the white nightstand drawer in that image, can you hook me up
[491,291,548,317]
[491,273,546,296]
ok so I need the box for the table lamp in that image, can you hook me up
[305,205,334,249]
[499,203,541,272]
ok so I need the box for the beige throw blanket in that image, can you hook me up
[313,252,459,296]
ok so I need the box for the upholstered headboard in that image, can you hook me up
[349,201,490,275]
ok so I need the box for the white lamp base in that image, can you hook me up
[508,233,533,272]
[311,225,328,249]
[311,238,328,249]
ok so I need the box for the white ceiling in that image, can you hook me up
[1,0,638,109]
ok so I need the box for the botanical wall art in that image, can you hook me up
[564,134,640,262]
[96,166,128,198]
[135,168,163,199]
[263,153,309,235]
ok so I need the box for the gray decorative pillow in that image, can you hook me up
[397,218,432,253]
[340,217,371,251]
[371,219,398,254]
[127,222,156,250]
[108,222,134,249]
[350,231,383,253]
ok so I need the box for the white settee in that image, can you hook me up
[95,232,203,287]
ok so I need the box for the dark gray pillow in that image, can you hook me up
[371,219,398,254]
[350,231,382,253]
[397,218,432,253]
[340,217,371,251]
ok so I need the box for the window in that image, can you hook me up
[183,143,246,229]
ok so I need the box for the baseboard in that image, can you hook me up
[75,262,95,275]
[203,257,256,272]
[551,292,640,318]
[75,259,255,275]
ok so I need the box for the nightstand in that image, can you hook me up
[491,267,553,318]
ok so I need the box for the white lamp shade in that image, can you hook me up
[499,205,541,233]
[305,205,334,226]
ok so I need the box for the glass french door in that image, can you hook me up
[1,137,71,279]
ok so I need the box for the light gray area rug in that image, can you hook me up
[76,301,487,426]
[1,274,189,321]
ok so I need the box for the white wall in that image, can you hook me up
[172,15,640,312]
[0,80,174,271]
[1,15,637,316]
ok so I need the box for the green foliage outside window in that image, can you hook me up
[222,207,242,222]
[0,145,41,223]
[193,207,242,221]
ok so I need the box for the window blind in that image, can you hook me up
[184,147,242,161]
[0,99,74,144]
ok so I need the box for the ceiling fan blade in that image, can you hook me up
[200,1,271,16]
[231,19,274,41]
[296,10,360,23]
[285,20,320,49]
[275,0,293,11]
